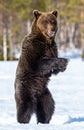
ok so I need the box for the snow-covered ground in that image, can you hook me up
[0,58,84,130]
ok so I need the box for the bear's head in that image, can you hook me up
[33,10,58,39]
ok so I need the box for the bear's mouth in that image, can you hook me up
[47,31,55,38]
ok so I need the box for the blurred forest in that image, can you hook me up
[0,0,84,60]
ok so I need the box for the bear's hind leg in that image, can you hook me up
[15,79,33,123]
[36,88,55,124]
[16,99,33,123]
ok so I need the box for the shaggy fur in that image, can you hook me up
[14,10,68,124]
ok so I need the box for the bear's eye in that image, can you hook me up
[51,20,56,24]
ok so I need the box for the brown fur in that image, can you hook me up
[14,10,68,124]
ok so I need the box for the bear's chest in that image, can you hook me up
[44,45,57,58]
[33,38,57,60]
[35,45,55,59]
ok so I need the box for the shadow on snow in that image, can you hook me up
[64,116,84,124]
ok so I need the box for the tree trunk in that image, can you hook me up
[3,27,7,61]
[8,28,13,60]
[8,16,13,60]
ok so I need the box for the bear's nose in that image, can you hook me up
[51,27,55,32]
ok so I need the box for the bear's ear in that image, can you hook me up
[52,9,58,18]
[33,10,41,19]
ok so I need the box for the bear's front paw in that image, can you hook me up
[58,58,68,72]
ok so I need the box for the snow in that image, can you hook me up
[0,58,84,130]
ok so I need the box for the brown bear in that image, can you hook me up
[14,9,68,124]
